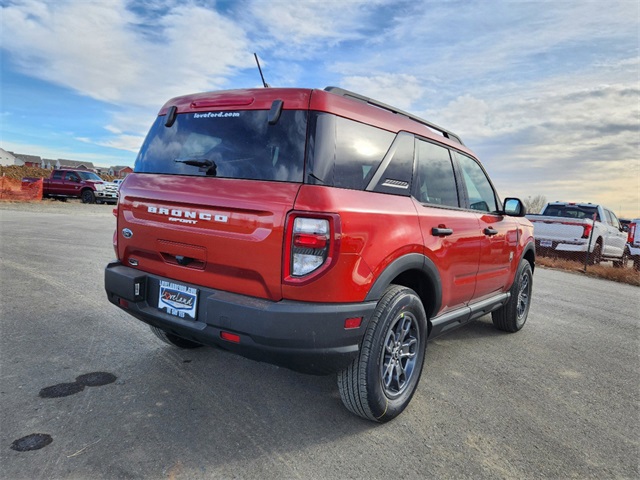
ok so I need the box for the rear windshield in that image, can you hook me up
[134,110,307,182]
[543,205,600,221]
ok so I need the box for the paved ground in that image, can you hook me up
[1,201,639,479]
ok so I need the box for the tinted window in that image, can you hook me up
[135,110,307,182]
[454,152,498,213]
[306,113,395,190]
[64,172,79,181]
[605,210,620,228]
[414,140,459,207]
[544,205,599,220]
[52,171,63,180]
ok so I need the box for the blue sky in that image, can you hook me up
[1,0,638,217]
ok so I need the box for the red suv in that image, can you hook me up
[105,87,535,422]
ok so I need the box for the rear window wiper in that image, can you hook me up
[174,159,214,168]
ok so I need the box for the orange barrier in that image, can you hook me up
[0,176,43,201]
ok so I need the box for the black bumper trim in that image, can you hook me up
[105,262,376,374]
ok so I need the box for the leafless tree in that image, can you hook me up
[523,195,547,214]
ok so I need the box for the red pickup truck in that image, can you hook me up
[23,169,118,204]
[105,86,535,422]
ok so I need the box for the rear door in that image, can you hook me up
[603,209,626,257]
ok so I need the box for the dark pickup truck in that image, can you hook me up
[23,169,118,204]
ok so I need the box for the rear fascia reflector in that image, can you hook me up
[220,331,240,343]
[344,317,362,329]
[118,298,129,308]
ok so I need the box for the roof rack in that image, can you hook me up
[324,86,464,145]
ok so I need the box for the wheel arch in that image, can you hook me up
[364,253,441,326]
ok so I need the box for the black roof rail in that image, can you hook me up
[324,86,464,146]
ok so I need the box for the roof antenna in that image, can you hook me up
[254,53,270,88]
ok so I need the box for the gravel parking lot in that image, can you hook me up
[1,200,638,479]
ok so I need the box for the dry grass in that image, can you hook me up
[536,256,640,286]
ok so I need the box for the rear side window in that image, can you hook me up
[135,110,307,182]
[414,139,459,207]
[306,113,395,190]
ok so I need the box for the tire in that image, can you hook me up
[492,259,533,333]
[150,326,203,349]
[613,248,630,268]
[588,242,602,265]
[337,285,427,423]
[81,189,95,204]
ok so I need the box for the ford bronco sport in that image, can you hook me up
[105,86,535,422]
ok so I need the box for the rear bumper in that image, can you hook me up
[104,262,376,374]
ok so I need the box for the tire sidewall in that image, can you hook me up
[365,289,427,421]
[514,260,533,329]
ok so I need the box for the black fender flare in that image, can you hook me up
[364,253,442,319]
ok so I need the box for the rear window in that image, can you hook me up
[306,113,395,190]
[134,110,307,182]
[544,205,600,221]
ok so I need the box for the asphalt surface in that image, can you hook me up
[1,201,639,479]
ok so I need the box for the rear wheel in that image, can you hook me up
[81,189,95,204]
[588,242,602,265]
[492,259,533,333]
[150,326,203,349]
[337,285,427,423]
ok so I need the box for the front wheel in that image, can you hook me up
[337,285,427,423]
[492,259,533,333]
[81,189,95,204]
[613,248,630,268]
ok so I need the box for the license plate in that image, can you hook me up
[158,280,198,320]
[540,240,552,248]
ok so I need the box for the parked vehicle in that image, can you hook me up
[627,218,640,271]
[22,169,118,204]
[105,86,535,422]
[527,202,629,266]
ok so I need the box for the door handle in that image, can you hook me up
[484,227,498,236]
[432,227,454,237]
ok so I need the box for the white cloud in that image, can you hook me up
[1,0,253,108]
[340,74,427,111]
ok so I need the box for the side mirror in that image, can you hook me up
[503,197,526,217]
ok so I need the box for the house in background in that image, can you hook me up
[109,165,133,178]
[0,148,17,166]
[54,159,95,170]
[9,152,42,167]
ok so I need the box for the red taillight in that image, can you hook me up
[582,223,593,239]
[293,233,328,249]
[628,224,636,244]
[220,331,240,343]
[283,213,341,285]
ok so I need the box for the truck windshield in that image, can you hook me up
[135,110,307,182]
[77,171,103,182]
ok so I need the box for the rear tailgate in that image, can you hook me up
[117,174,300,301]
[528,216,588,241]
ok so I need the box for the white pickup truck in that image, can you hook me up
[527,202,629,266]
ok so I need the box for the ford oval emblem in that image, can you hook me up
[122,228,133,239]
